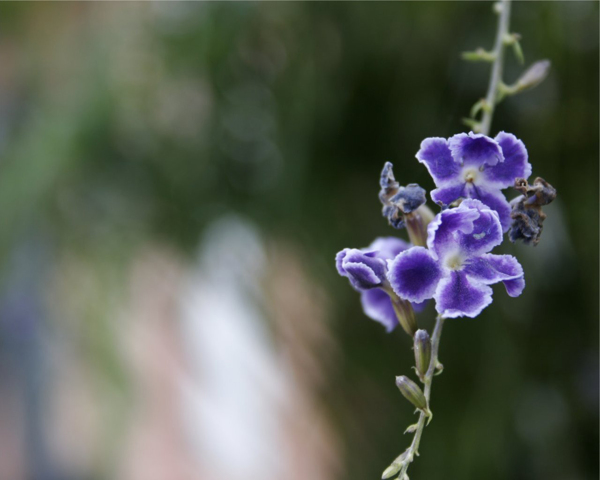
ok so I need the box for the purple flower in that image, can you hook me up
[416,131,531,232]
[336,248,389,291]
[336,237,424,331]
[387,199,525,318]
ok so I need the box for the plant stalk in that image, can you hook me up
[480,0,512,136]
[396,315,445,479]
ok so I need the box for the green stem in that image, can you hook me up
[480,0,512,136]
[396,315,445,479]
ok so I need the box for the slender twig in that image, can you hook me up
[396,315,445,479]
[480,0,512,136]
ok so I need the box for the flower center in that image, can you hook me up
[463,168,478,183]
[444,252,464,271]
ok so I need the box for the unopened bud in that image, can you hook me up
[396,376,428,412]
[381,462,402,480]
[390,294,417,337]
[514,60,551,92]
[381,450,410,479]
[414,329,431,379]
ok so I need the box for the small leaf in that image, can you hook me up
[512,39,524,64]
[462,48,496,62]
[462,118,481,132]
[404,423,419,434]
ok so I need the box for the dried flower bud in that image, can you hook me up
[379,162,427,233]
[414,329,431,379]
[396,376,428,412]
[379,162,399,202]
[509,177,557,245]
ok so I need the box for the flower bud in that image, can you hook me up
[514,60,551,92]
[381,462,402,480]
[509,177,556,246]
[381,450,409,479]
[378,162,427,233]
[390,294,417,337]
[396,376,428,412]
[414,329,431,379]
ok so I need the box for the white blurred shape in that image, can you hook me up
[180,216,287,480]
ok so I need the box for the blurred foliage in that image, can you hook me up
[0,2,597,480]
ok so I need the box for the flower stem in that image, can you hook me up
[396,315,445,479]
[480,0,512,136]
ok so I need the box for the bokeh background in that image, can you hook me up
[0,2,597,480]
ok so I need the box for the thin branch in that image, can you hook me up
[480,0,512,136]
[396,315,445,479]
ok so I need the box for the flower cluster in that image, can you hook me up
[335,131,552,327]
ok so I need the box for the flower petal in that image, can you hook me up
[434,270,493,318]
[336,248,387,290]
[448,132,504,167]
[360,289,398,332]
[431,183,466,206]
[470,185,512,232]
[503,277,525,297]
[388,247,442,303]
[416,137,461,186]
[457,198,504,256]
[366,237,410,260]
[335,249,348,276]
[483,132,532,188]
[426,206,479,259]
[464,253,525,297]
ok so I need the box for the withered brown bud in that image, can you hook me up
[379,162,427,233]
[509,177,556,246]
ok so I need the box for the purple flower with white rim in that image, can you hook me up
[387,199,525,318]
[336,248,388,291]
[416,131,531,232]
[336,237,425,332]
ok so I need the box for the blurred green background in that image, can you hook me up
[0,2,596,480]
